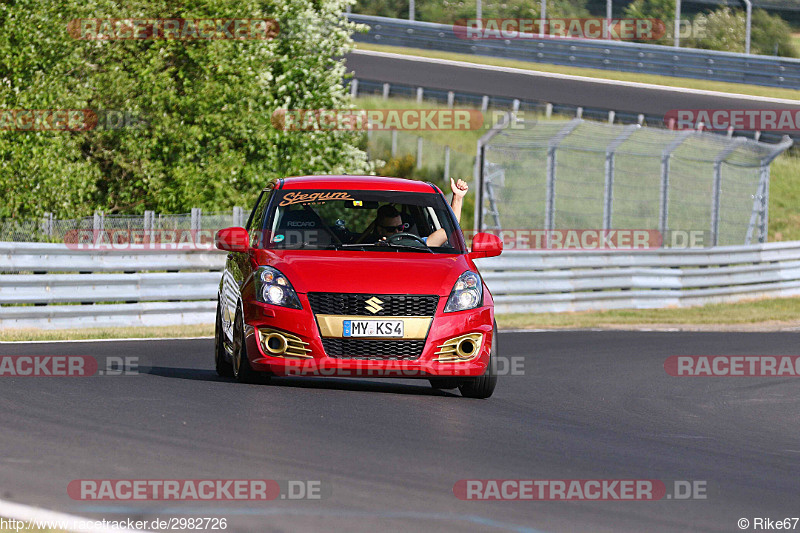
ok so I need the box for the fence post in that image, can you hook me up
[545,119,582,236]
[474,113,511,231]
[746,136,793,243]
[444,146,451,182]
[447,91,454,108]
[391,130,398,158]
[41,212,53,239]
[710,138,746,246]
[603,125,639,231]
[659,131,692,241]
[481,95,489,112]
[545,103,553,119]
[350,78,359,98]
[416,136,423,170]
[382,83,390,100]
[93,211,104,234]
[191,208,202,232]
[233,206,243,228]
[144,210,154,243]
[416,87,423,104]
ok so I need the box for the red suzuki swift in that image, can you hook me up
[214,175,503,398]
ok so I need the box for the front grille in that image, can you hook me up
[322,338,425,360]
[308,293,439,317]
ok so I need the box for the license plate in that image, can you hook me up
[343,320,404,338]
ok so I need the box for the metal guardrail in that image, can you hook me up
[0,243,225,329]
[477,241,800,314]
[3,241,800,327]
[349,14,800,89]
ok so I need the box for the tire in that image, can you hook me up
[232,306,264,384]
[214,301,233,377]
[458,323,498,399]
[429,378,460,390]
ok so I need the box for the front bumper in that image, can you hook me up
[242,297,494,378]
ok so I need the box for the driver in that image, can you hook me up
[362,178,469,246]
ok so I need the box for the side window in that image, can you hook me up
[247,191,270,247]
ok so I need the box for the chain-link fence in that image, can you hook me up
[475,116,792,247]
[0,207,248,242]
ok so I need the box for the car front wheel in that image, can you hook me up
[458,323,498,399]
[214,301,233,377]
[232,306,264,384]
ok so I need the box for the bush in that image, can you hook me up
[686,7,797,57]
[0,0,373,218]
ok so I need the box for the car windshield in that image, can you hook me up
[258,189,466,254]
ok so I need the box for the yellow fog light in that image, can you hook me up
[435,333,483,362]
[257,328,312,358]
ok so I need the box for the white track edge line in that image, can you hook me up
[0,498,154,533]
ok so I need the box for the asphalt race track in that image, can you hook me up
[1,331,799,532]
[345,50,800,118]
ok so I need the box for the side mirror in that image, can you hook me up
[215,227,250,253]
[469,232,503,259]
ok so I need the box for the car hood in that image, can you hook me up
[255,250,472,296]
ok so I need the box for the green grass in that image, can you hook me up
[769,152,800,242]
[356,42,800,101]
[2,298,800,340]
[0,324,214,342]
[792,33,800,53]
[355,95,800,243]
[497,295,800,329]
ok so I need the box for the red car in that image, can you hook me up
[214,175,503,398]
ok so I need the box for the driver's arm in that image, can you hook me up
[427,179,468,247]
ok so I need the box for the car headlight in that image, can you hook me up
[444,271,483,312]
[255,266,302,309]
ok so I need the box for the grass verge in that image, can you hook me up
[355,42,800,101]
[496,296,800,330]
[2,297,800,341]
[0,324,214,342]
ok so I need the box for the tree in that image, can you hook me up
[0,0,372,218]
[686,7,797,57]
[622,0,675,45]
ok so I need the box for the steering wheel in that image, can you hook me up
[387,232,428,247]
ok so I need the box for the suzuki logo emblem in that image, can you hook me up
[365,297,384,314]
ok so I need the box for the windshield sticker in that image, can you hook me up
[273,234,285,242]
[353,200,362,207]
[279,191,354,206]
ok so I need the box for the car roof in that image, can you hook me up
[275,175,440,193]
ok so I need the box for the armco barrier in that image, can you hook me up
[0,242,225,329]
[349,14,800,89]
[2,241,800,328]
[477,241,800,313]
